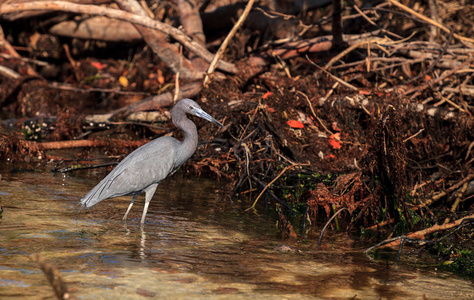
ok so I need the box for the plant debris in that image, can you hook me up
[1,0,473,271]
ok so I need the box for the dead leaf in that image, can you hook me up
[119,76,129,87]
[157,69,165,84]
[329,134,342,149]
[262,91,273,99]
[90,61,106,70]
[287,120,304,129]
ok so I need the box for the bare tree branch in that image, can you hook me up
[115,0,202,80]
[0,1,238,74]
[177,0,208,72]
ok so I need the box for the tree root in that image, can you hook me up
[364,213,474,252]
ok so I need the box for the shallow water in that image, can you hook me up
[0,164,473,299]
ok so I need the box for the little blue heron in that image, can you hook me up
[80,98,223,224]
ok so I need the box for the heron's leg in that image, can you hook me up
[141,183,158,225]
[123,194,138,221]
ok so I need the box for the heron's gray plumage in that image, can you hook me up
[80,98,223,224]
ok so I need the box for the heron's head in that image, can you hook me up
[175,98,223,127]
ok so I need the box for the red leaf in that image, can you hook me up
[262,91,273,99]
[329,134,342,149]
[287,120,304,129]
[90,61,106,70]
[359,90,371,95]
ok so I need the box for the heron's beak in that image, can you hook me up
[193,108,224,127]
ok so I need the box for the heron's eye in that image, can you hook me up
[189,105,194,110]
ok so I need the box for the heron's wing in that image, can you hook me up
[80,137,178,207]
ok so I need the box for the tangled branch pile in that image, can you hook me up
[0,0,473,254]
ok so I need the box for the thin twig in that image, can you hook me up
[307,56,358,91]
[322,82,339,101]
[34,254,70,300]
[317,207,348,247]
[382,213,474,248]
[0,65,20,79]
[48,82,150,95]
[246,163,307,211]
[365,175,474,230]
[416,174,474,209]
[251,174,293,211]
[203,0,255,85]
[352,4,377,26]
[174,46,182,103]
[52,162,119,173]
[403,128,424,143]
[325,38,403,71]
[465,141,474,161]
[296,90,333,135]
[63,43,81,82]
[0,53,49,66]
[444,182,469,224]
[434,92,466,112]
[405,58,473,99]
[386,0,474,44]
[364,236,415,253]
[0,25,38,76]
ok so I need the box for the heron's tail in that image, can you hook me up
[80,178,111,208]
[80,193,100,208]
[80,163,132,208]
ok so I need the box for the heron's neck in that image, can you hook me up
[173,111,198,165]
[180,118,198,148]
